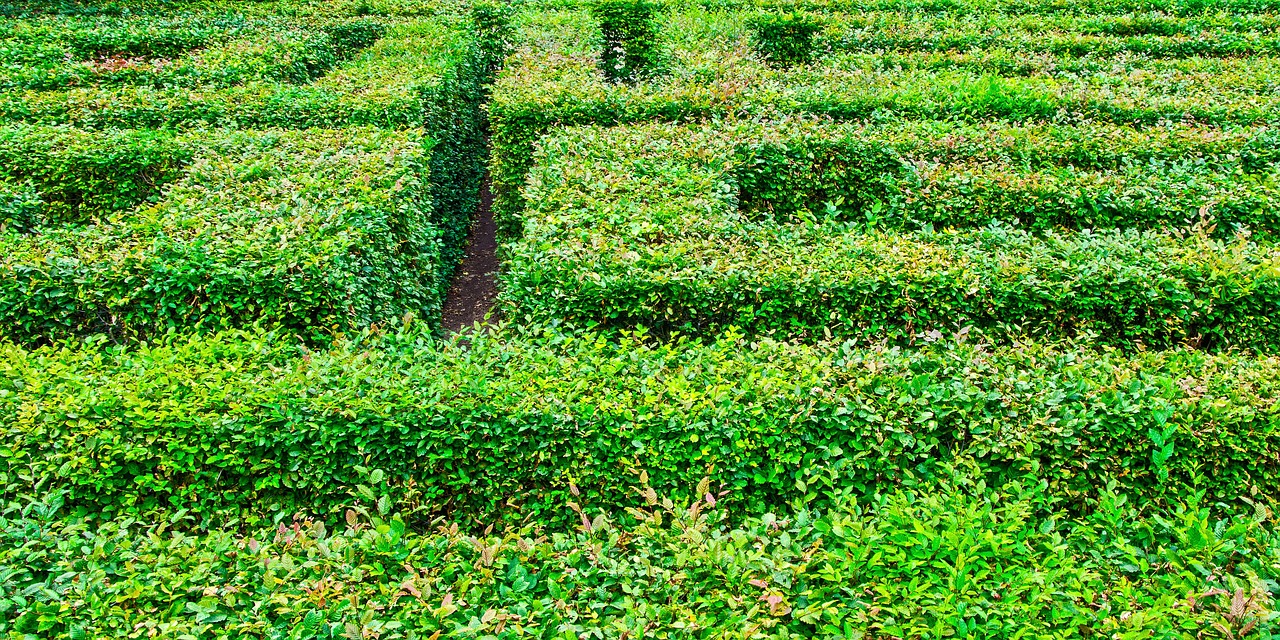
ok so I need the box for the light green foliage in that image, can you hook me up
[504,121,1280,349]
[2,465,1276,638]
[2,326,1279,528]
[4,0,1280,634]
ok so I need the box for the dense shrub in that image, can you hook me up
[471,0,515,78]
[0,128,443,343]
[0,17,368,91]
[2,325,1278,528]
[487,8,1280,236]
[591,0,665,83]
[0,20,466,128]
[3,468,1277,638]
[748,11,824,67]
[0,180,43,233]
[0,125,193,225]
[504,122,1280,349]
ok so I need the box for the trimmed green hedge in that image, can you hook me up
[0,128,444,343]
[503,121,1280,349]
[0,180,43,233]
[734,120,1280,237]
[3,325,1278,528]
[0,19,466,129]
[5,469,1277,638]
[0,13,496,333]
[488,7,1280,237]
[0,125,193,225]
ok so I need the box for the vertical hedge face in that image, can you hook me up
[748,12,823,67]
[591,0,664,83]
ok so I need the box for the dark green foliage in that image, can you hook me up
[748,11,823,67]
[3,326,1279,528]
[472,0,514,78]
[0,181,43,233]
[0,126,192,225]
[591,0,664,83]
[320,17,387,57]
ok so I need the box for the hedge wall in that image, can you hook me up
[0,19,464,129]
[0,125,193,225]
[0,128,443,343]
[502,121,1280,349]
[3,325,1277,528]
[488,7,1280,237]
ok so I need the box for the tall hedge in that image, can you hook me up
[2,325,1277,528]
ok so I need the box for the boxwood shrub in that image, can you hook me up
[0,128,443,343]
[2,324,1278,529]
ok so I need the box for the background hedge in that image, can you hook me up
[502,121,1280,349]
[488,7,1280,238]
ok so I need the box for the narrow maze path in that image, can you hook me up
[440,173,499,332]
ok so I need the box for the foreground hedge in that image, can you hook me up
[4,468,1277,638]
[2,325,1278,528]
[503,121,1280,349]
[0,128,442,343]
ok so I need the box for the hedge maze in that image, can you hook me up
[5,0,1280,637]
[0,4,489,343]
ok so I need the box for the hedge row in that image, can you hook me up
[0,19,464,129]
[489,8,1280,237]
[3,324,1278,529]
[0,128,445,343]
[0,14,237,61]
[0,17,386,92]
[702,0,1280,15]
[503,121,1280,349]
[827,13,1280,58]
[5,470,1276,638]
[0,125,193,225]
[734,120,1280,237]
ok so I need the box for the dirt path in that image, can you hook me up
[440,174,499,332]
